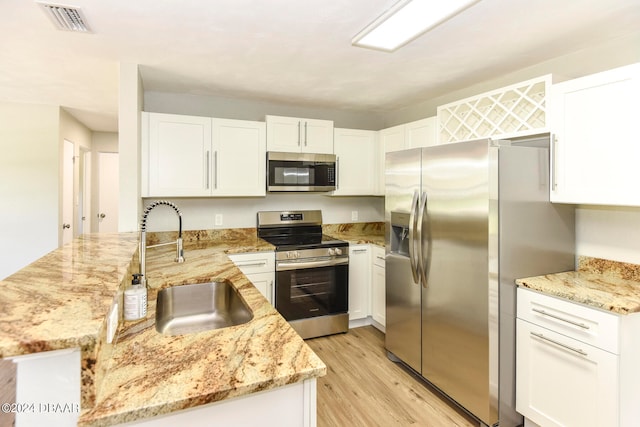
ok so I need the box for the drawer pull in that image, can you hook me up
[531,332,588,356]
[376,256,385,261]
[531,308,590,329]
[237,261,268,268]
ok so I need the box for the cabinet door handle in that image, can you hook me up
[352,249,368,253]
[551,135,558,191]
[206,150,210,189]
[304,122,308,146]
[531,332,588,356]
[297,122,301,146]
[531,307,590,329]
[214,151,218,189]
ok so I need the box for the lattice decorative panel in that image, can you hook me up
[437,75,551,143]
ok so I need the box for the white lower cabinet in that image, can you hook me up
[348,245,370,321]
[125,378,317,427]
[8,348,81,427]
[228,252,275,304]
[516,287,640,427]
[516,319,618,427]
[371,246,385,331]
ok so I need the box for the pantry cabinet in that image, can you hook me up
[265,115,333,154]
[348,245,370,321]
[549,63,640,206]
[142,113,266,197]
[333,128,379,196]
[516,287,640,427]
[228,252,275,304]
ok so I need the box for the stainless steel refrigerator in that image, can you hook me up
[385,136,575,427]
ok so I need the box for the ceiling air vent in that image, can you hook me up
[38,2,91,33]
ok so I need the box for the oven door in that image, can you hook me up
[275,257,348,321]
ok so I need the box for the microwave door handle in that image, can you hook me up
[408,190,420,284]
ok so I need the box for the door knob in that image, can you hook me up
[62,223,71,229]
[99,213,106,219]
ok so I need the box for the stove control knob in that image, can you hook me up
[328,248,336,256]
[335,248,343,256]
[287,251,295,259]
[295,251,300,258]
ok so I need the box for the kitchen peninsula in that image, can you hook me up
[0,229,326,426]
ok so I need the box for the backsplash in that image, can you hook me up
[578,256,640,282]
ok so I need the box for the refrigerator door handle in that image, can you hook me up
[408,190,420,284]
[417,191,430,288]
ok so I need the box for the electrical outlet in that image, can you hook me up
[351,211,358,221]
[215,214,223,226]
[106,302,118,344]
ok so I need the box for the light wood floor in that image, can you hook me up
[307,326,478,427]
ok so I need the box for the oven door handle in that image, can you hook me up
[276,257,348,271]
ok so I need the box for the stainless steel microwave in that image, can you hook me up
[267,152,337,192]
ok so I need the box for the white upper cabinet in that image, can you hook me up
[380,124,406,153]
[143,112,213,197]
[142,112,266,197]
[333,128,379,196]
[405,117,437,148]
[265,115,334,154]
[211,118,266,197]
[549,63,640,206]
[380,117,437,153]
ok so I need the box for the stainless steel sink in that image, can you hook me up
[155,280,253,335]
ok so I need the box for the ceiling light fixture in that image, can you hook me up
[352,0,481,52]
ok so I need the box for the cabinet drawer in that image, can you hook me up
[372,246,385,268]
[228,252,275,274]
[517,287,619,353]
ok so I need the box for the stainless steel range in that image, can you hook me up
[257,210,349,339]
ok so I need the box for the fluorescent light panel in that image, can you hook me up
[352,0,481,51]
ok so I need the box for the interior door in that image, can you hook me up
[97,152,119,233]
[62,139,74,245]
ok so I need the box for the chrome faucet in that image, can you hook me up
[139,200,185,286]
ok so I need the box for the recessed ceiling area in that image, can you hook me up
[1,0,639,132]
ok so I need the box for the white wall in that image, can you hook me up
[576,206,640,264]
[144,91,383,131]
[59,109,93,241]
[118,63,144,232]
[0,102,60,279]
[140,195,384,232]
[382,32,640,127]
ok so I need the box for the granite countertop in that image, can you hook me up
[0,228,326,427]
[516,257,640,315]
[0,223,385,426]
[323,222,385,247]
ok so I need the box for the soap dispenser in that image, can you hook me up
[124,273,147,321]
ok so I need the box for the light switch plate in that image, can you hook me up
[106,302,118,344]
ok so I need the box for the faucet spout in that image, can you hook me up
[139,200,185,286]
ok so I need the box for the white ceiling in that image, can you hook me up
[1,0,639,132]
